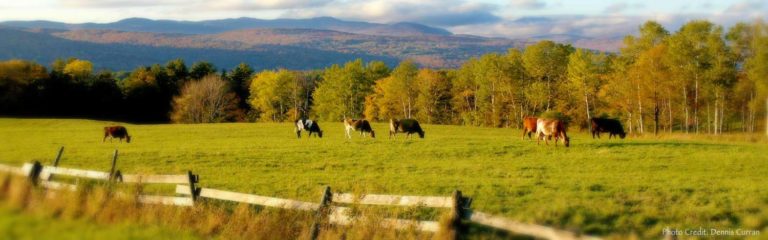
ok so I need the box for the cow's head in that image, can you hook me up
[619,132,626,139]
[370,130,375,138]
[563,136,570,147]
[318,131,323,138]
[418,130,425,138]
[126,135,132,143]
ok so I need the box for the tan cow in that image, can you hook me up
[536,119,569,147]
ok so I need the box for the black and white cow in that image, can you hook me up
[344,118,375,139]
[296,119,323,138]
[389,118,425,139]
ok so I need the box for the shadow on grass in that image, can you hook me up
[464,222,536,240]
[592,141,729,148]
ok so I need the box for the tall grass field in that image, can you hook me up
[0,118,766,239]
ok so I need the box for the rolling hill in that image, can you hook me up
[0,17,452,37]
[0,27,398,71]
[0,17,621,71]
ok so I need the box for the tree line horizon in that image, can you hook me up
[1,19,767,135]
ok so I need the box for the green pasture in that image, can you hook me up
[0,118,766,238]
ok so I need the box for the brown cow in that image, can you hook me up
[344,118,375,139]
[522,117,538,140]
[103,126,131,143]
[536,119,569,147]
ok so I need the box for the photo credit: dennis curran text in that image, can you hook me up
[663,227,762,237]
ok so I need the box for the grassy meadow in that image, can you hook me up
[0,118,766,238]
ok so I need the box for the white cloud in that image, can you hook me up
[203,0,332,10]
[724,1,763,12]
[509,0,546,10]
[282,0,501,26]
[59,0,186,8]
[603,3,627,14]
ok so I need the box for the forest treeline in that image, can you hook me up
[1,20,767,135]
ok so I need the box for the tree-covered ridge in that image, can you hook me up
[1,20,767,135]
[47,28,521,69]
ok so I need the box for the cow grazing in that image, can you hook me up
[296,119,323,138]
[103,126,131,143]
[536,119,569,147]
[389,119,425,139]
[344,118,375,139]
[590,118,626,139]
[522,117,538,140]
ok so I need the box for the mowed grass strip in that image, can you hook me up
[0,118,766,237]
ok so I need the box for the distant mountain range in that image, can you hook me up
[0,17,622,71]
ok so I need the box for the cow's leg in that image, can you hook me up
[297,130,301,139]
[536,133,541,145]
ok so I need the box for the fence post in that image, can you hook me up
[108,149,119,181]
[309,186,332,240]
[187,171,200,202]
[45,146,65,181]
[51,146,64,167]
[450,190,465,240]
[23,161,43,186]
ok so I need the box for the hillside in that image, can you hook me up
[0,27,398,70]
[0,17,624,70]
[47,28,521,68]
[0,17,451,37]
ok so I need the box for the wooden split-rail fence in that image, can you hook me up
[0,147,601,240]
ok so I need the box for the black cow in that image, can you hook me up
[104,126,131,143]
[296,119,323,138]
[389,119,425,139]
[590,118,626,139]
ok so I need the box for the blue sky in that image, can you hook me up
[0,0,765,38]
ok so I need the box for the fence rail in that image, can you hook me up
[121,174,190,184]
[332,193,453,208]
[176,185,320,211]
[0,146,602,240]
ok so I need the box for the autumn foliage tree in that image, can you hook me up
[171,75,241,123]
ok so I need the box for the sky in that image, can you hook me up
[0,0,765,38]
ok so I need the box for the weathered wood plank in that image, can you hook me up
[0,163,25,176]
[175,184,192,195]
[177,186,320,211]
[121,174,189,184]
[40,180,78,191]
[333,193,452,208]
[41,166,111,180]
[467,210,600,240]
[21,163,36,177]
[137,195,194,206]
[328,206,439,232]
